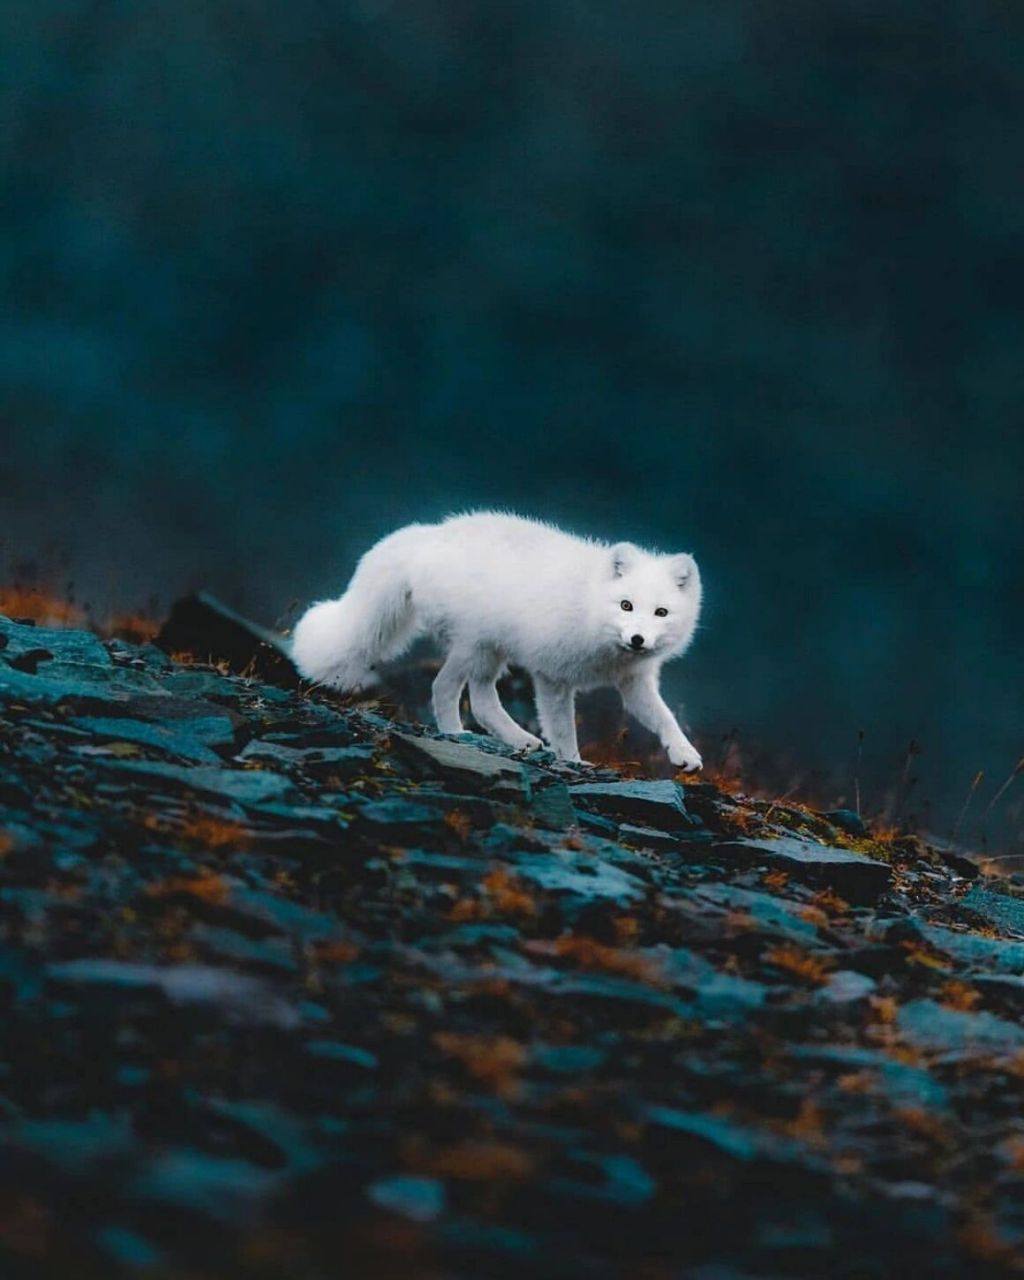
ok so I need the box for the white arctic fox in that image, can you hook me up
[291,512,703,771]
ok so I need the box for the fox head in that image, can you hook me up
[600,542,702,660]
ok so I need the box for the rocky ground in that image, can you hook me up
[2,600,1024,1277]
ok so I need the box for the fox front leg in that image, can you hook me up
[619,671,702,773]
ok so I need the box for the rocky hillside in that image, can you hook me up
[2,603,1024,1277]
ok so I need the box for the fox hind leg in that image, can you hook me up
[467,650,542,751]
[432,648,471,735]
[533,674,581,762]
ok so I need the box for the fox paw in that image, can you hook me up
[667,742,703,773]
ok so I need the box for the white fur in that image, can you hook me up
[291,511,703,770]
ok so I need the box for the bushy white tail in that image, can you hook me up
[291,531,420,690]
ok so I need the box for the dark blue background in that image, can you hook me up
[2,0,1022,848]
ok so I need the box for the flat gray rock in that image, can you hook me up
[392,732,525,786]
[46,959,302,1028]
[716,835,891,903]
[617,822,684,851]
[96,758,297,807]
[916,919,1024,974]
[0,618,111,667]
[898,998,1024,1056]
[70,716,226,764]
[509,848,647,903]
[0,664,141,707]
[569,780,693,831]
[960,884,1024,938]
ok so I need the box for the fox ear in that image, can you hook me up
[610,542,638,578]
[669,553,697,589]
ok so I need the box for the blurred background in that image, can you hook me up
[1,0,1021,848]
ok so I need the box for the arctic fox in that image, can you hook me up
[291,512,703,771]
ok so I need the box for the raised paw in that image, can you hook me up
[667,741,703,773]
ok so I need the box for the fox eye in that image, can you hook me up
[620,599,633,612]
[654,607,668,617]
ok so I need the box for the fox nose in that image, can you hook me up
[630,634,645,650]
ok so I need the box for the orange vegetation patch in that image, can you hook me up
[549,933,663,984]
[447,864,538,922]
[901,943,951,972]
[178,814,251,850]
[143,811,250,850]
[102,612,161,644]
[145,872,231,906]
[810,888,850,915]
[577,731,654,778]
[0,831,15,858]
[0,1195,51,1259]
[443,809,473,842]
[779,1097,828,1147]
[313,940,360,966]
[1002,1136,1024,1172]
[611,914,641,945]
[939,980,981,1011]
[697,760,746,793]
[837,1071,874,1095]
[427,1140,534,1182]
[762,944,834,986]
[957,1216,1021,1265]
[761,869,790,892]
[894,1107,951,1146]
[432,1032,527,1096]
[869,994,899,1024]
[0,585,85,627]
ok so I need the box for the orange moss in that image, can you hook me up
[481,866,536,919]
[178,814,251,850]
[425,1140,534,1181]
[0,831,14,858]
[837,1071,874,1095]
[901,943,951,972]
[869,995,900,1024]
[810,888,850,915]
[0,1195,50,1258]
[896,1107,951,1146]
[0,585,85,626]
[724,909,755,932]
[313,940,360,965]
[763,944,833,986]
[101,611,161,643]
[146,872,231,906]
[781,1097,827,1147]
[443,809,473,842]
[577,731,652,777]
[549,934,663,983]
[432,1032,527,1096]
[762,869,790,891]
[940,980,981,1011]
[699,766,746,797]
[957,1216,1021,1265]
[611,915,642,946]
[448,897,484,923]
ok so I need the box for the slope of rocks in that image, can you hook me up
[1,608,1024,1277]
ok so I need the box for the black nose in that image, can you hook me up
[630,634,645,650]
